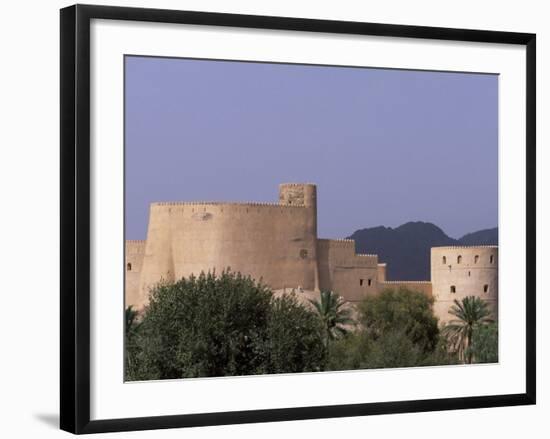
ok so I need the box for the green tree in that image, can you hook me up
[258,293,326,374]
[327,330,457,371]
[327,287,453,371]
[326,332,370,371]
[358,287,439,352]
[124,305,143,377]
[466,322,498,364]
[361,330,424,369]
[125,271,326,381]
[125,305,140,335]
[421,336,460,366]
[327,330,423,370]
[308,290,355,352]
[442,296,494,364]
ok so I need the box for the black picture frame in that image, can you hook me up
[60,4,536,434]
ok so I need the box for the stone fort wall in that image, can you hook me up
[131,184,319,307]
[125,240,145,308]
[317,239,379,302]
[125,183,498,326]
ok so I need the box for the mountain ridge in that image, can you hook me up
[347,221,498,281]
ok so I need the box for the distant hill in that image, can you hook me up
[458,227,499,246]
[347,222,498,281]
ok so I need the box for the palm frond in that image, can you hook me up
[309,290,355,342]
[442,296,495,363]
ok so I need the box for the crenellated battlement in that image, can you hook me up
[382,281,432,284]
[125,240,145,255]
[278,183,317,208]
[152,201,306,208]
[432,245,498,250]
[318,238,355,245]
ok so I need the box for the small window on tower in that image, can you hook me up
[457,255,462,264]
[484,284,489,293]
[359,279,364,286]
[475,255,479,264]
[127,263,132,271]
[450,285,456,293]
[442,256,447,264]
[368,279,372,286]
[490,255,494,264]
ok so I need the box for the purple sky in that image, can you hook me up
[125,56,498,240]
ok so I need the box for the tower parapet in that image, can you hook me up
[279,183,317,208]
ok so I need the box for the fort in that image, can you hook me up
[125,183,498,324]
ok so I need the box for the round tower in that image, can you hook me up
[431,246,498,324]
[137,204,175,307]
[279,183,319,291]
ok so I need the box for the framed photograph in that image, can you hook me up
[60,4,536,434]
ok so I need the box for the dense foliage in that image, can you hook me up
[125,271,325,381]
[359,287,440,352]
[328,287,457,370]
[466,322,498,364]
[259,293,326,374]
[126,281,493,380]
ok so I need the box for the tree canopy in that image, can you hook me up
[466,322,498,364]
[327,287,456,370]
[358,287,440,352]
[125,271,326,380]
[125,281,489,380]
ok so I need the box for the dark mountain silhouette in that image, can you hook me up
[347,222,498,281]
[458,227,499,246]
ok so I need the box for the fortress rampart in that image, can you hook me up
[134,184,319,307]
[317,238,379,302]
[125,183,498,325]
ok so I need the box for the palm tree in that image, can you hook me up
[442,296,494,364]
[308,290,355,352]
